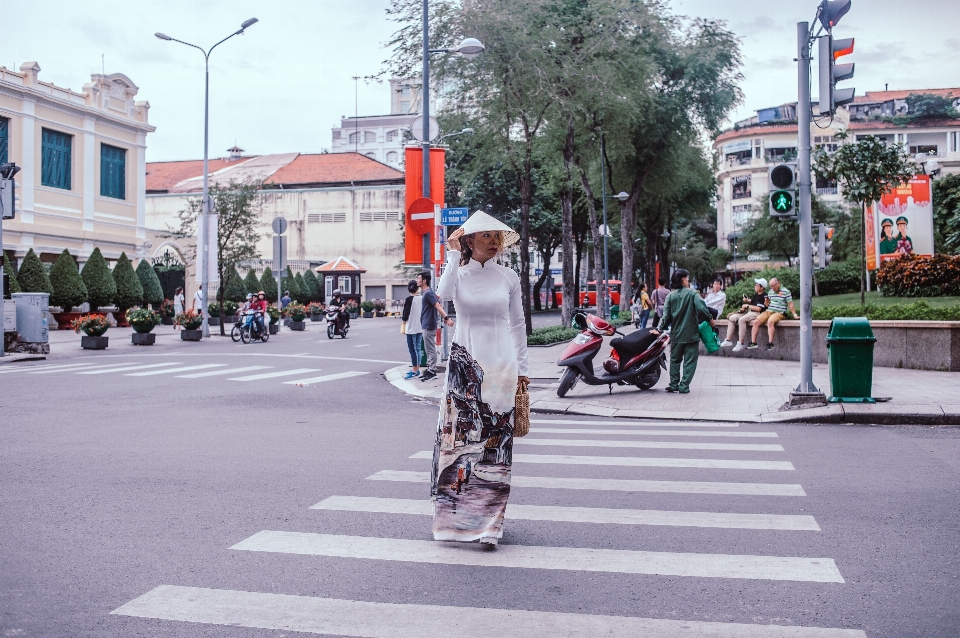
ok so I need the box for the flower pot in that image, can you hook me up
[52,311,83,327]
[310,314,322,322]
[375,311,385,317]
[209,316,220,326]
[81,335,109,350]
[132,332,156,346]
[181,329,202,341]
[269,324,279,334]
[362,311,373,318]
[349,311,359,319]
[161,317,174,325]
[132,323,155,334]
[289,321,306,331]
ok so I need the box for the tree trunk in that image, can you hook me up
[532,250,548,311]
[860,201,866,306]
[218,271,226,336]
[519,156,533,335]
[560,116,577,327]
[575,161,603,313]
[620,197,638,314]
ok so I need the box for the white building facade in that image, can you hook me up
[330,79,421,169]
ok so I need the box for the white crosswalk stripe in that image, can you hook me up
[26,362,139,374]
[176,365,271,378]
[228,368,321,381]
[410,450,796,470]
[311,495,820,530]
[111,585,867,637]
[532,418,740,428]
[532,427,778,438]
[365,469,808,496]
[126,364,227,377]
[1,362,98,374]
[516,437,785,452]
[283,371,369,385]
[76,362,183,375]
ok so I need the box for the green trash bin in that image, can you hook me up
[826,317,877,403]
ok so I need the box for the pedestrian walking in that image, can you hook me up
[173,287,185,330]
[191,284,204,315]
[416,270,453,382]
[281,291,291,309]
[650,278,670,328]
[431,211,528,546]
[401,280,424,379]
[651,268,712,394]
[634,283,652,329]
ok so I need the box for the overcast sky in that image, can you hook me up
[2,0,958,163]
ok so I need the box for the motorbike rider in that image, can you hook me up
[327,289,349,331]
[251,291,268,337]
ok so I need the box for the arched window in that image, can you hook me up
[364,131,377,143]
[385,130,398,142]
[365,152,377,159]
[385,151,399,164]
[348,132,359,144]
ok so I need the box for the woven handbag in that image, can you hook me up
[514,384,530,437]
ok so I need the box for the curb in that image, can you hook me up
[0,354,47,365]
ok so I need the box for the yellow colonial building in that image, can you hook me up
[0,62,154,268]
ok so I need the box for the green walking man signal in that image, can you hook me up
[768,162,797,217]
[772,190,793,213]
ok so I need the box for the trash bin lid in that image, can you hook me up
[826,317,877,343]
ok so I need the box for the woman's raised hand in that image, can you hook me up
[447,228,464,252]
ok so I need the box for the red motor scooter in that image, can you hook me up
[556,311,669,397]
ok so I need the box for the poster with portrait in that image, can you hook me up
[867,175,934,269]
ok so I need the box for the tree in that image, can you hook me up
[49,249,88,311]
[815,133,914,304]
[112,252,144,311]
[933,173,960,254]
[905,93,956,119]
[295,273,308,303]
[281,266,302,302]
[171,179,263,334]
[303,269,321,302]
[17,249,53,294]
[243,268,261,295]
[260,267,278,303]
[81,248,116,311]
[136,259,164,308]
[3,252,20,295]
[222,265,247,303]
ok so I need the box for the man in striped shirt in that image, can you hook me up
[748,277,797,350]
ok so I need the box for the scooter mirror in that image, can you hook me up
[573,312,587,329]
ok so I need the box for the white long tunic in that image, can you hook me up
[437,250,529,414]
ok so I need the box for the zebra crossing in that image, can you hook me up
[110,416,867,637]
[0,360,368,386]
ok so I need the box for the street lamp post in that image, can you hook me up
[156,17,258,337]
[599,136,628,319]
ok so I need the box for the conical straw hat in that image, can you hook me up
[458,211,520,247]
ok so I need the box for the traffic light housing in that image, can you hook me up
[818,0,851,31]
[0,163,20,220]
[817,224,834,269]
[818,34,855,116]
[768,163,796,218]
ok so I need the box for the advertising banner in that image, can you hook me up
[867,175,934,269]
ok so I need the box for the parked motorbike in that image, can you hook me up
[325,308,349,339]
[556,311,669,397]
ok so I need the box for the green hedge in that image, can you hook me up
[722,263,861,316]
[260,267,278,302]
[3,253,20,294]
[243,269,261,295]
[17,248,53,294]
[810,301,960,321]
[527,325,579,346]
[875,254,960,297]
[112,252,144,310]
[81,248,116,310]
[222,265,247,303]
[815,260,861,296]
[136,259,164,307]
[49,249,87,310]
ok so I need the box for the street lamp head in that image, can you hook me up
[155,32,173,41]
[455,37,485,58]
[462,128,475,134]
[616,191,629,202]
[240,17,259,30]
[661,230,671,239]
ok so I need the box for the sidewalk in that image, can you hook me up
[384,341,960,425]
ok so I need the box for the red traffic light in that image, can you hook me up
[833,38,854,60]
[819,0,852,30]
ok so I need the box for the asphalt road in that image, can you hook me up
[1,316,958,637]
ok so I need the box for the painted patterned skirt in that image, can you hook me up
[431,342,514,542]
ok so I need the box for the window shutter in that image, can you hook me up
[100,144,126,199]
[0,118,8,165]
[41,129,72,190]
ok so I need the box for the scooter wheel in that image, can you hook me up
[633,366,661,390]
[327,324,335,339]
[557,368,580,398]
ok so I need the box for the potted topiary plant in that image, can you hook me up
[266,304,281,334]
[373,299,386,317]
[308,302,324,321]
[112,253,143,327]
[207,301,221,326]
[346,299,359,319]
[160,299,175,325]
[81,248,116,314]
[71,313,110,350]
[126,307,161,345]
[286,302,307,330]
[222,299,239,324]
[360,300,375,318]
[176,310,203,341]
[49,249,88,327]
[136,259,164,310]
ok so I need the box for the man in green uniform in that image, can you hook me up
[650,268,712,394]
[879,218,898,255]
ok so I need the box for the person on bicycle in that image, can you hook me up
[328,289,349,330]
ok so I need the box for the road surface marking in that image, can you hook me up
[517,438,784,452]
[76,362,182,375]
[24,362,139,374]
[283,371,369,385]
[229,531,842,582]
[126,364,227,377]
[410,451,795,470]
[176,366,271,378]
[228,368,321,381]
[531,427,777,438]
[354,344,370,348]
[111,585,866,637]
[311,496,819,530]
[13,363,107,374]
[366,470,806,496]
[532,418,740,428]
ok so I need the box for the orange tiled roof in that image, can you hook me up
[316,256,366,273]
[145,158,247,193]
[265,153,403,187]
[853,87,960,104]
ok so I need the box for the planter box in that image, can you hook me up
[269,324,279,334]
[363,311,373,318]
[181,329,202,341]
[81,335,109,350]
[224,315,237,324]
[209,316,221,326]
[132,332,156,346]
[161,317,174,325]
[289,321,306,331]
[310,314,322,322]
[348,311,359,319]
[375,311,385,317]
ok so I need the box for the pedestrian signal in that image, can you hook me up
[768,163,796,217]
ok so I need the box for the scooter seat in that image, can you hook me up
[610,329,656,360]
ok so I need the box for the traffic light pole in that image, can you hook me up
[790,21,825,405]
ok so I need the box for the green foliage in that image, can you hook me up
[260,267,278,302]
[71,313,110,336]
[360,301,375,313]
[294,273,308,303]
[266,304,281,323]
[125,307,161,332]
[207,301,221,317]
[48,249,88,310]
[286,302,307,321]
[112,253,144,310]
[136,259,164,307]
[933,173,960,254]
[3,252,20,294]
[222,300,239,316]
[81,248,116,310]
[710,248,732,271]
[815,134,915,207]
[222,265,247,303]
[811,301,960,321]
[875,254,960,297]
[527,325,580,346]
[17,248,53,294]
[175,310,203,330]
[302,269,321,302]
[815,260,862,296]
[243,268,261,295]
[905,93,956,119]
[281,267,302,302]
